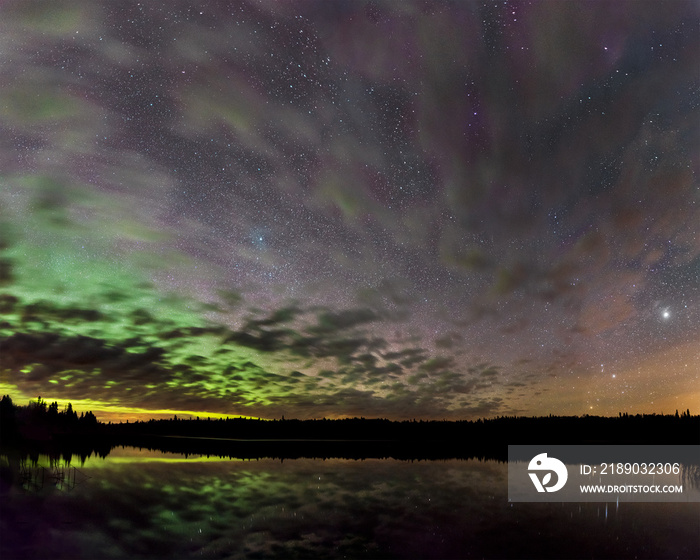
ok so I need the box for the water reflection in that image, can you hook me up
[13,457,89,493]
[1,448,698,559]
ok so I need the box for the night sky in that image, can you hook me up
[0,0,698,422]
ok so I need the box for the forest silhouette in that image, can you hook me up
[1,395,698,461]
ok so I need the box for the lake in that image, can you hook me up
[1,447,698,559]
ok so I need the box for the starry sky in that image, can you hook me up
[0,0,698,422]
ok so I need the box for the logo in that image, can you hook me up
[528,453,568,492]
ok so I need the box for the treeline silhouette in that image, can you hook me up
[0,395,110,463]
[1,395,698,461]
[0,395,98,442]
[110,409,697,442]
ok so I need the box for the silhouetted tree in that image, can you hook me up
[47,401,59,422]
[0,394,18,440]
[64,402,78,424]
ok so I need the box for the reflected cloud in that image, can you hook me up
[1,449,698,559]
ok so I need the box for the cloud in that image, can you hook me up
[0,258,13,285]
[309,308,380,334]
[243,305,303,330]
[479,367,499,378]
[382,348,427,368]
[1,289,508,418]
[0,294,18,313]
[419,357,454,374]
[22,300,103,323]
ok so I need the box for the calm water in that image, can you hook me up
[1,447,698,559]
